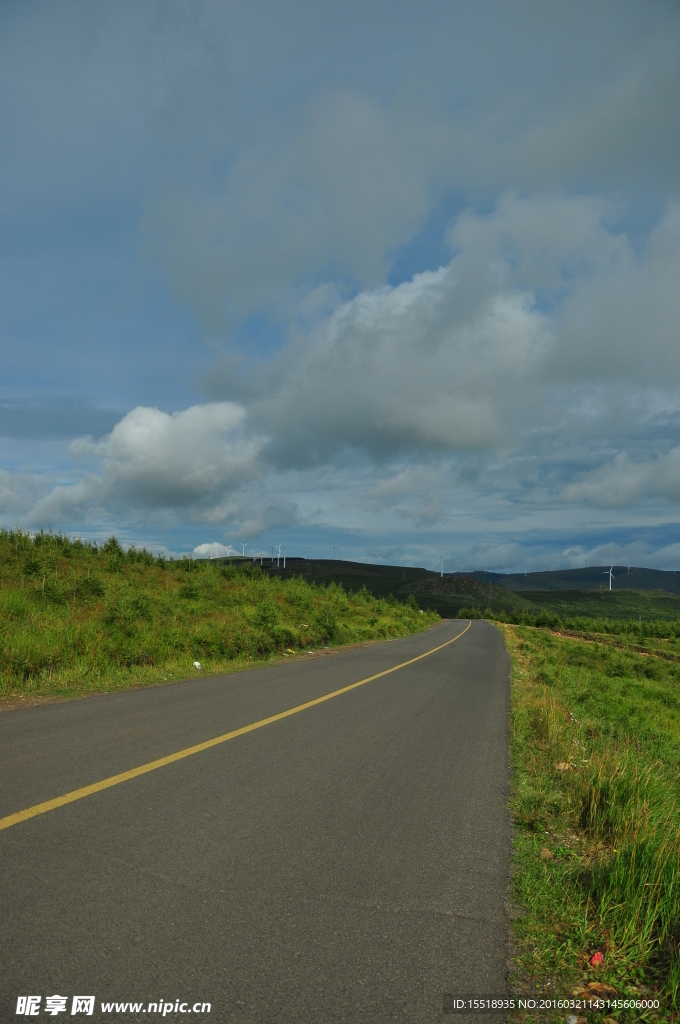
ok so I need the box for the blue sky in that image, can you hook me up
[2,0,680,570]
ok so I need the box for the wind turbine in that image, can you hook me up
[241,543,248,556]
[276,543,282,567]
[603,566,615,591]
[439,555,444,578]
[283,544,286,569]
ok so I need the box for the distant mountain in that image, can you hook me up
[470,566,680,594]
[255,558,680,619]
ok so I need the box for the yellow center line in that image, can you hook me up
[0,621,471,833]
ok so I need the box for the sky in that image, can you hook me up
[1,0,680,571]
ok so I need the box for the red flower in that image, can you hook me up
[590,951,604,967]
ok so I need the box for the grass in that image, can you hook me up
[519,588,680,623]
[269,559,538,617]
[268,560,680,621]
[459,593,680,628]
[6,528,680,1013]
[502,621,680,1020]
[0,530,439,701]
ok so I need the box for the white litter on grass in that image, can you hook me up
[193,661,201,670]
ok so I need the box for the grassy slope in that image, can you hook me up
[483,567,680,596]
[502,622,680,1019]
[268,560,532,617]
[0,532,439,700]
[521,588,680,623]
[270,560,680,622]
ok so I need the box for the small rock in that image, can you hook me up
[540,847,554,860]
[581,981,617,999]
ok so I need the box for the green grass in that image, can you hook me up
[0,530,439,700]
[520,588,680,623]
[459,591,680,628]
[269,560,534,617]
[265,559,680,622]
[502,622,680,1020]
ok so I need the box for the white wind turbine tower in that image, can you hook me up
[276,543,282,567]
[283,544,286,569]
[439,554,444,578]
[241,543,248,556]
[603,566,615,591]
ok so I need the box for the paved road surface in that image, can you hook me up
[1,619,511,1022]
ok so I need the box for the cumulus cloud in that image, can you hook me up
[252,260,551,463]
[147,91,453,328]
[192,541,238,558]
[557,205,680,383]
[29,402,265,525]
[3,4,680,566]
[8,194,680,553]
[448,196,680,386]
[136,5,680,328]
[222,193,679,475]
[0,468,41,517]
[563,447,680,508]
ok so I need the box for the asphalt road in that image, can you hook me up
[1,619,511,1022]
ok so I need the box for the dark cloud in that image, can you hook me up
[1,1,680,567]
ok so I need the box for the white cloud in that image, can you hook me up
[6,194,680,551]
[0,467,40,517]
[136,7,680,328]
[254,260,551,462]
[192,541,238,558]
[3,4,680,569]
[563,447,680,508]
[145,90,455,328]
[447,196,680,387]
[232,193,680,476]
[29,402,265,524]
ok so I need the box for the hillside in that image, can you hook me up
[261,558,528,617]
[264,558,680,621]
[0,533,439,700]
[471,565,680,594]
